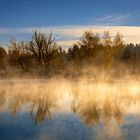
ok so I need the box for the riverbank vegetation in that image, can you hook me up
[0,30,140,80]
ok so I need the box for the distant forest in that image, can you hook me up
[0,30,140,79]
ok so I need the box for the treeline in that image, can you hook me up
[0,30,140,79]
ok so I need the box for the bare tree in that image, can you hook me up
[27,31,58,66]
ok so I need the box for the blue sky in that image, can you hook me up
[0,0,140,47]
[0,0,140,27]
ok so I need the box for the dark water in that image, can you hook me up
[0,80,140,140]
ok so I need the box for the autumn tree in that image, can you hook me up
[102,31,112,47]
[113,32,125,60]
[0,47,7,70]
[8,39,32,70]
[113,32,124,46]
[78,31,100,48]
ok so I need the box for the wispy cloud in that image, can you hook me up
[93,14,131,25]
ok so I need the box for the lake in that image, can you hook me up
[0,79,140,140]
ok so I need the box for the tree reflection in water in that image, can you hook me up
[69,83,140,127]
[0,81,140,127]
[2,82,59,124]
[0,86,6,111]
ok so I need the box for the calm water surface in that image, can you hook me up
[0,80,140,140]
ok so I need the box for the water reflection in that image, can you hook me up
[3,82,59,124]
[0,80,140,139]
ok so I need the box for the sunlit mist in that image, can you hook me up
[0,79,140,139]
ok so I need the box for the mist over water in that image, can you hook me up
[0,79,140,140]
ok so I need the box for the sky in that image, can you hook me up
[0,0,140,48]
